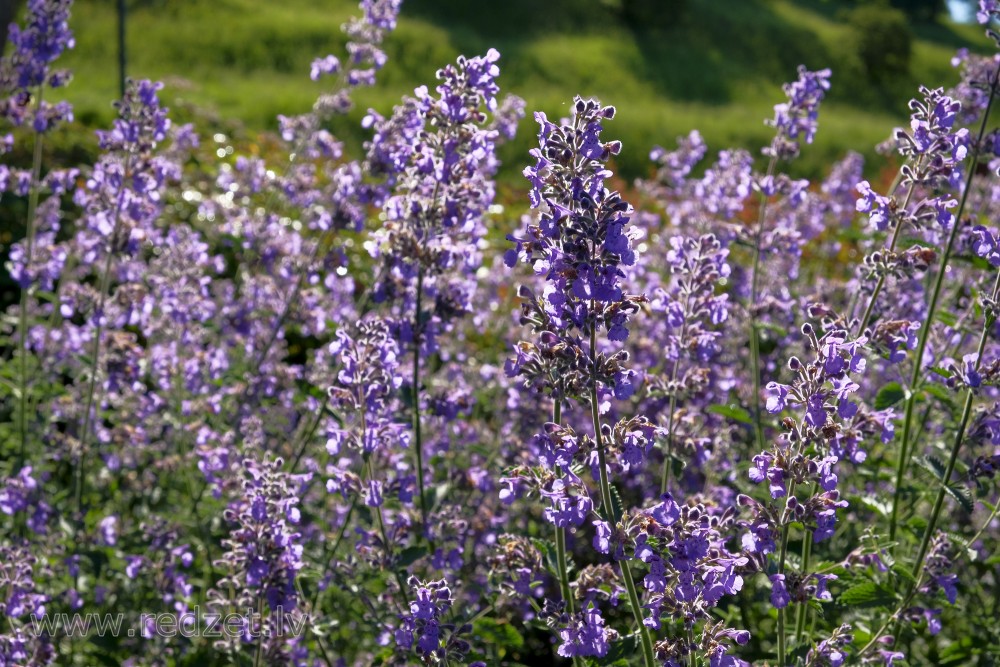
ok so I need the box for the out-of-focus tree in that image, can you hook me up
[835,0,945,22]
[607,0,689,28]
[847,3,913,82]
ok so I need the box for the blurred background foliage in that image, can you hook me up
[1,0,995,184]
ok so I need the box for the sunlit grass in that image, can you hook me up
[52,0,992,184]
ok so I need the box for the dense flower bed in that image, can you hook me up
[3,1,1000,665]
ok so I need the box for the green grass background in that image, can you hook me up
[48,0,997,181]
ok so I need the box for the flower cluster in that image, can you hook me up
[506,97,644,399]
[4,1,1000,665]
[367,49,519,351]
[395,577,475,663]
[764,65,831,160]
[209,457,306,661]
[633,494,747,639]
[0,0,74,131]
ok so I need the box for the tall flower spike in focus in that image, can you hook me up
[506,97,645,399]
[0,0,75,130]
[764,65,831,160]
[504,97,658,665]
[365,48,520,540]
[209,456,307,664]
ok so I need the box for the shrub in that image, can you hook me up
[847,3,913,83]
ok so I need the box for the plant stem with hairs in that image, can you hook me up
[859,266,1000,659]
[661,305,689,494]
[17,87,45,464]
[775,479,798,667]
[589,323,655,667]
[75,153,134,516]
[552,399,586,667]
[412,268,430,541]
[552,400,575,614]
[855,178,917,335]
[888,62,1000,547]
[749,155,779,455]
[794,509,814,649]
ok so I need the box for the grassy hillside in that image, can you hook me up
[50,0,996,181]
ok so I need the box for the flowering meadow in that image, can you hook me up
[4,0,1000,665]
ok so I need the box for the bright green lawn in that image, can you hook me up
[54,0,994,182]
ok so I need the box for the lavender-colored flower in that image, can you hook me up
[770,573,791,608]
[0,0,75,130]
[896,87,969,187]
[396,577,454,659]
[212,457,306,613]
[309,54,340,81]
[634,497,746,636]
[557,605,616,658]
[973,225,1000,266]
[805,624,852,667]
[644,130,708,195]
[367,49,515,355]
[0,467,51,534]
[764,65,832,160]
[508,97,636,331]
[856,181,893,231]
[506,96,644,402]
[978,0,1000,24]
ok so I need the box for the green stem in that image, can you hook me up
[552,400,576,618]
[75,152,134,517]
[329,499,356,564]
[794,532,813,647]
[17,87,45,465]
[552,398,585,667]
[749,156,779,456]
[413,268,429,541]
[888,63,1000,547]
[239,226,333,430]
[856,200,910,335]
[661,392,679,494]
[775,480,797,667]
[909,273,996,583]
[777,610,786,667]
[364,455,411,608]
[289,393,330,474]
[859,269,1000,659]
[589,323,655,667]
[253,596,264,667]
[660,313,689,494]
[967,496,1000,552]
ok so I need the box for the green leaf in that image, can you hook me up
[936,310,958,328]
[939,636,974,665]
[924,383,956,409]
[433,482,451,507]
[396,546,428,568]
[874,382,905,410]
[917,455,947,481]
[707,403,753,425]
[531,538,558,577]
[472,617,524,652]
[947,532,979,561]
[945,483,974,514]
[891,563,916,585]
[838,581,897,609]
[595,633,638,666]
[610,484,625,524]
[858,494,892,517]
